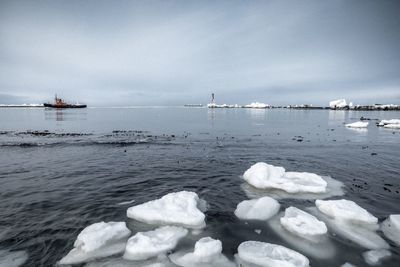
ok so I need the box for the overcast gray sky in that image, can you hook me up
[1,0,399,106]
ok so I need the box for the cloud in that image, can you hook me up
[0,0,399,106]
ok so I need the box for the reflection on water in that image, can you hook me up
[44,108,87,121]
[246,108,267,121]
[328,110,347,123]
[346,127,368,134]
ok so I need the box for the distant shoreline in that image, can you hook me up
[1,105,400,111]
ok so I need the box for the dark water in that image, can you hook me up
[0,107,399,266]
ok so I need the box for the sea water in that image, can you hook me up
[0,107,399,266]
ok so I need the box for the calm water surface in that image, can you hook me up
[0,107,399,266]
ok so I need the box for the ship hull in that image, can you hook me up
[43,103,87,108]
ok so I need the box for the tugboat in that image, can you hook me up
[44,95,87,108]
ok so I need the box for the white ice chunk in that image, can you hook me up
[329,99,347,108]
[383,124,400,129]
[127,191,206,229]
[269,211,335,259]
[59,221,131,265]
[310,207,388,250]
[0,249,28,267]
[363,249,391,265]
[123,226,188,261]
[341,263,356,267]
[381,214,400,246]
[378,119,400,126]
[245,102,270,109]
[243,163,327,194]
[345,121,369,128]
[237,241,309,267]
[75,222,131,252]
[234,196,280,220]
[280,207,327,242]
[169,237,235,267]
[315,199,377,226]
[281,172,327,193]
[243,162,286,187]
[85,255,176,267]
[241,175,344,200]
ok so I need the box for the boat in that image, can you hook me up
[44,95,87,108]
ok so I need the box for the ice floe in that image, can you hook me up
[341,263,356,267]
[244,102,270,109]
[123,226,188,261]
[330,99,347,108]
[241,175,344,200]
[311,200,389,250]
[345,121,369,128]
[381,214,400,246]
[383,123,400,129]
[280,207,327,242]
[169,237,235,267]
[234,196,280,220]
[268,209,335,259]
[243,162,328,194]
[315,199,377,226]
[59,221,131,265]
[363,249,391,265]
[0,249,28,267]
[85,255,176,267]
[378,119,400,126]
[236,241,309,267]
[127,191,206,229]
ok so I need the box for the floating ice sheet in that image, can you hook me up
[85,255,176,267]
[363,249,391,265]
[127,191,206,229]
[234,196,280,220]
[59,221,131,265]
[0,249,28,267]
[169,237,235,267]
[309,207,388,250]
[243,162,328,194]
[315,199,378,226]
[123,226,188,261]
[381,214,400,246]
[345,122,368,128]
[378,119,400,126]
[236,241,309,267]
[241,175,344,200]
[280,207,327,242]
[330,99,347,108]
[268,211,335,259]
[384,124,400,129]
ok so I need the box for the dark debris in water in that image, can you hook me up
[14,130,92,137]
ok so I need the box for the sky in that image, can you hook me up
[0,0,399,106]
